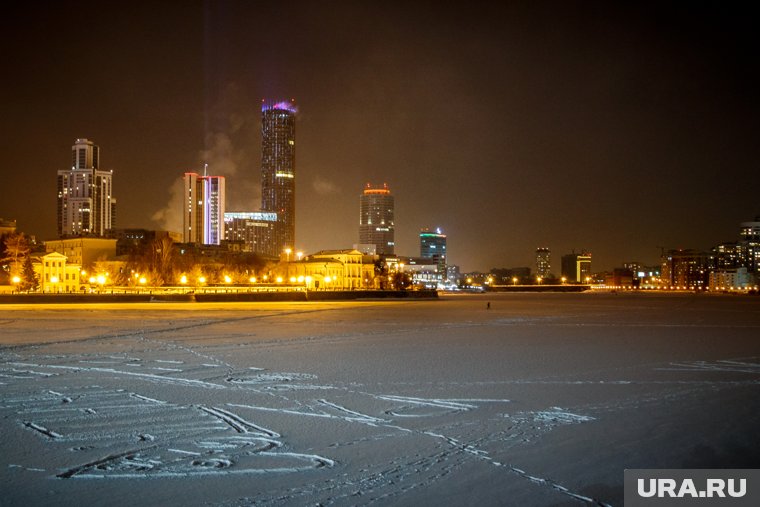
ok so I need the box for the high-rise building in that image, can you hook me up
[183,173,203,244]
[261,100,296,255]
[739,217,760,273]
[535,247,551,278]
[224,212,277,255]
[203,176,225,245]
[359,183,395,255]
[182,172,225,245]
[660,249,710,289]
[561,251,592,283]
[420,227,447,277]
[57,139,115,237]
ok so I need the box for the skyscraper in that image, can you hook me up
[57,139,115,237]
[359,183,395,255]
[420,227,447,276]
[261,100,296,255]
[202,176,225,245]
[182,172,225,245]
[535,247,551,278]
[183,172,203,244]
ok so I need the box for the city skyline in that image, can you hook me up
[1,2,759,272]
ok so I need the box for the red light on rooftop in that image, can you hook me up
[363,182,391,195]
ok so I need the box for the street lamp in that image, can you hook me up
[561,276,567,284]
[512,277,518,286]
[537,276,542,285]
[284,248,292,262]
[296,251,303,261]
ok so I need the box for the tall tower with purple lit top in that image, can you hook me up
[261,99,296,255]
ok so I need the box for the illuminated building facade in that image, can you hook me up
[709,267,753,291]
[401,256,441,288]
[33,251,81,293]
[224,212,277,255]
[739,218,760,272]
[183,172,225,245]
[183,173,203,244]
[261,100,296,255]
[359,183,395,255]
[711,242,745,270]
[535,247,551,278]
[660,249,710,289]
[57,139,115,237]
[561,252,592,283]
[44,237,116,271]
[203,176,225,245]
[446,264,461,283]
[419,228,446,277]
[275,249,375,290]
[707,218,760,275]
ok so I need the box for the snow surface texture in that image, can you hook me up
[1,293,759,506]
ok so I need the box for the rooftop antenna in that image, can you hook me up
[203,163,208,177]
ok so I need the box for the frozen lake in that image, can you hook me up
[1,292,759,506]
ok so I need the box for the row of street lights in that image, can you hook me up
[474,275,578,286]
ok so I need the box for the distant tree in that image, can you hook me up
[390,271,411,290]
[21,256,38,291]
[120,236,176,286]
[373,259,388,289]
[189,265,206,287]
[2,233,32,289]
[92,258,116,287]
[219,251,267,283]
[2,232,30,266]
[151,236,175,285]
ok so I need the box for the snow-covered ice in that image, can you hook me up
[1,292,759,506]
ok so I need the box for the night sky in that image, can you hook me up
[2,1,758,272]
